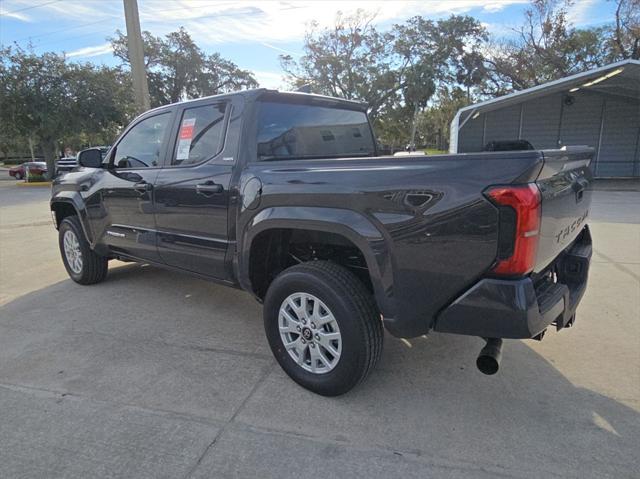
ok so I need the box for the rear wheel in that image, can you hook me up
[58,216,108,285]
[264,261,383,396]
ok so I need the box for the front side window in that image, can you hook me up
[113,112,171,168]
[256,101,375,161]
[173,103,227,166]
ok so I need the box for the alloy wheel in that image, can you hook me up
[278,292,342,374]
[63,229,83,274]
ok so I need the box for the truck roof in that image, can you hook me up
[144,89,368,116]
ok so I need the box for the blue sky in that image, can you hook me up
[0,0,618,88]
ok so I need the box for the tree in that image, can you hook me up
[0,47,133,178]
[483,0,630,94]
[111,27,258,107]
[394,15,488,99]
[281,11,404,120]
[393,15,487,147]
[283,11,487,147]
[418,87,470,151]
[402,64,435,149]
[0,54,21,161]
[609,0,640,59]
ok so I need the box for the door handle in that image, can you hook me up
[196,181,224,195]
[134,181,152,193]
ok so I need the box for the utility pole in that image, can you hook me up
[123,0,150,113]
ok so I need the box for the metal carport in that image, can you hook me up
[450,60,640,178]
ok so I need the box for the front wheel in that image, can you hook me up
[58,216,108,285]
[264,261,383,396]
[14,172,22,180]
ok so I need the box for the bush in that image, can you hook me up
[25,174,47,183]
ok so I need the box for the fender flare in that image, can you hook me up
[50,193,94,245]
[239,206,395,318]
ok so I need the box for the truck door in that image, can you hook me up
[99,110,174,262]
[153,100,234,279]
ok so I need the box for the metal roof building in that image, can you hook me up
[450,60,640,178]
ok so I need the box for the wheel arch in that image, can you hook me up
[239,206,395,318]
[50,196,93,244]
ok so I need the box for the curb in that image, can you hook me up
[16,182,52,187]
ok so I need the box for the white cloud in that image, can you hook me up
[142,0,532,46]
[481,0,528,13]
[482,21,517,39]
[156,1,517,45]
[252,69,288,89]
[566,0,607,26]
[259,41,303,57]
[15,0,529,47]
[66,42,113,58]
[39,0,122,21]
[0,8,31,22]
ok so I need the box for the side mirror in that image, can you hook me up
[78,148,102,168]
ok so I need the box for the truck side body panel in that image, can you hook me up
[239,151,544,337]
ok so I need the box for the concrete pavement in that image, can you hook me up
[0,179,638,478]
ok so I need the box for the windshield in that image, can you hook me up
[256,101,375,161]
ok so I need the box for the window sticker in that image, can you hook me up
[176,118,196,160]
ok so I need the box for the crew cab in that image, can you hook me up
[51,89,593,395]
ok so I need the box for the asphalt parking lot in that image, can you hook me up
[0,176,638,479]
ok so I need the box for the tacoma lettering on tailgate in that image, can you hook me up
[555,210,588,244]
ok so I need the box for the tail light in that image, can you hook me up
[485,183,541,276]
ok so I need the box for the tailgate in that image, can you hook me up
[534,147,593,273]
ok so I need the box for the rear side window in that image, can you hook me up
[256,101,375,161]
[173,103,227,166]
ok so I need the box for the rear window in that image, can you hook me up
[256,101,375,161]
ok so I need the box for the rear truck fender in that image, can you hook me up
[50,193,94,246]
[237,206,396,320]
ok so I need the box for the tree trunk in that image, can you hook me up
[409,103,419,151]
[40,138,58,181]
[28,137,36,161]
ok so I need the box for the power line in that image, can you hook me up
[13,1,246,43]
[0,0,63,16]
[143,4,304,25]
[137,1,237,15]
[27,29,118,49]
[14,19,110,42]
[9,2,308,51]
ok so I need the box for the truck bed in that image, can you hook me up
[241,147,593,338]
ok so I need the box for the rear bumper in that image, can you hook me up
[434,226,592,339]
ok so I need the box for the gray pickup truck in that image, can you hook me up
[51,90,593,395]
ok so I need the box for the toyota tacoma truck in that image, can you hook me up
[51,89,593,396]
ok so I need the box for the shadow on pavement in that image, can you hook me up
[0,263,637,478]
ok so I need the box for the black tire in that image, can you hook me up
[264,261,383,396]
[15,172,22,180]
[58,216,108,285]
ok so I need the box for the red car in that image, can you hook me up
[9,162,47,180]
